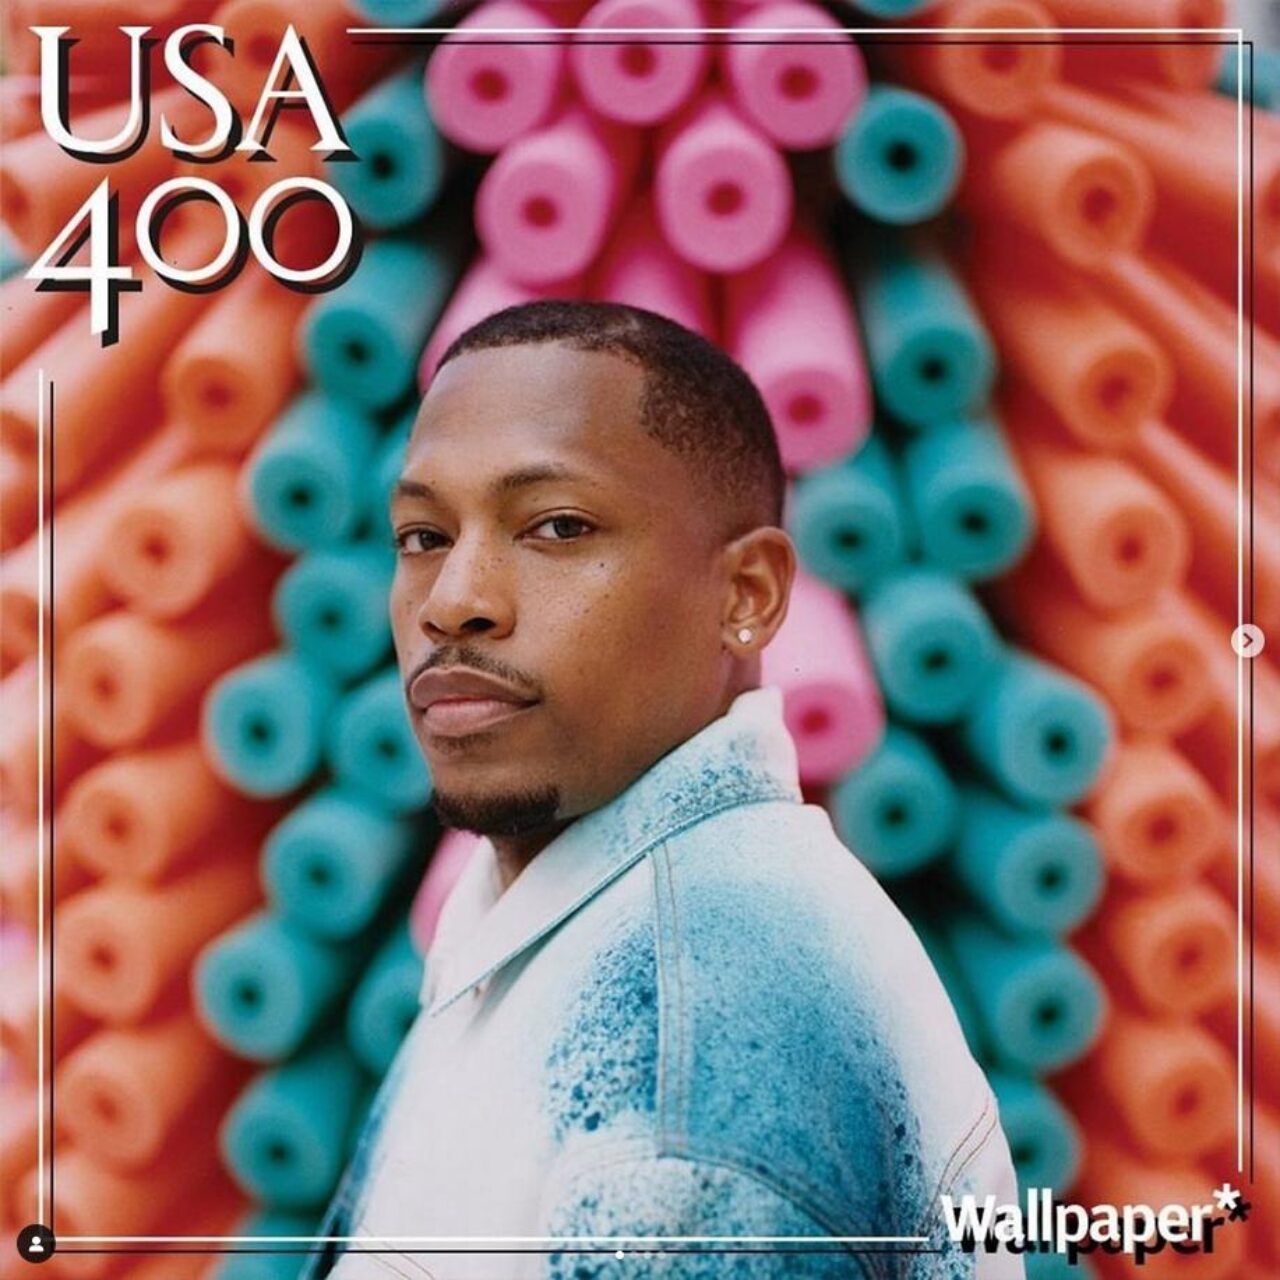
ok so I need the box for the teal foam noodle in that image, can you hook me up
[1217,45,1280,111]
[273,544,395,683]
[212,1210,316,1280]
[951,783,1104,936]
[788,436,911,594]
[850,0,937,13]
[245,391,380,552]
[851,233,995,428]
[942,911,1106,1073]
[908,916,985,1060]
[328,666,432,814]
[366,411,415,533]
[347,921,424,1077]
[899,416,1035,581]
[959,648,1113,808]
[830,723,957,877]
[834,84,964,226]
[328,64,445,232]
[350,0,445,22]
[302,237,463,410]
[1,226,27,281]
[220,1032,367,1210]
[203,652,339,798]
[194,910,363,1062]
[263,787,417,941]
[987,1069,1083,1196]
[1027,1250,1098,1279]
[861,566,1000,723]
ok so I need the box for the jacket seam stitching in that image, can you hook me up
[429,791,797,1016]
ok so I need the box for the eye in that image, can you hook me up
[527,514,594,542]
[394,527,448,555]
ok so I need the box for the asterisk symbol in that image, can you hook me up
[1212,1182,1241,1211]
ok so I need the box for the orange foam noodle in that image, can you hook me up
[1043,80,1279,260]
[13,1118,222,1254]
[988,568,1214,737]
[0,423,193,670]
[0,1080,38,1195]
[101,461,262,618]
[0,817,90,931]
[1208,806,1280,951]
[0,78,42,145]
[1072,1137,1244,1280]
[163,267,309,455]
[0,239,216,497]
[1068,1010,1234,1162]
[1080,881,1234,1019]
[1081,736,1222,887]
[959,119,1153,264]
[1109,253,1280,483]
[1131,421,1280,639]
[875,0,1062,121]
[0,658,95,820]
[59,739,259,881]
[0,445,38,553]
[55,848,261,1024]
[0,85,206,256]
[0,276,83,372]
[1175,595,1280,804]
[207,0,396,114]
[57,556,280,751]
[1037,0,1227,91]
[1205,950,1280,1108]
[175,118,323,214]
[1003,420,1189,612]
[969,246,1172,449]
[0,945,94,1079]
[59,1009,252,1170]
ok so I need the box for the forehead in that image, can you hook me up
[405,342,693,500]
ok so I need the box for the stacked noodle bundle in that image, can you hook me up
[2,1,1275,1277]
[861,1,1275,1276]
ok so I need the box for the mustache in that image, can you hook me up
[402,645,541,705]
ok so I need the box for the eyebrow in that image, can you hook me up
[393,463,597,504]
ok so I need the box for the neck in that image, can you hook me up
[489,674,759,892]
[490,819,575,891]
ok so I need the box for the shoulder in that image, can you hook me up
[651,800,998,1235]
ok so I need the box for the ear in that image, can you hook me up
[719,527,797,654]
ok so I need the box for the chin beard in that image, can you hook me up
[431,783,562,837]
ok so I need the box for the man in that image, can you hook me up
[305,301,1021,1279]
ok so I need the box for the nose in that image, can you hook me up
[415,532,514,641]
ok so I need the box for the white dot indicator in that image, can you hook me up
[615,1249,625,1260]
[1232,624,1266,658]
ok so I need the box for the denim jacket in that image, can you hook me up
[302,685,1023,1279]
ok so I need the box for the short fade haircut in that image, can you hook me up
[433,300,785,540]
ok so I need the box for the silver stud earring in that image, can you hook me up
[736,627,754,644]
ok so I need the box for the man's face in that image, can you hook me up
[389,342,734,837]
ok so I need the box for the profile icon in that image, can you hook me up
[16,1224,56,1264]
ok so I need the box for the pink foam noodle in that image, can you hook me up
[724,224,871,473]
[425,1,568,154]
[761,568,884,785]
[721,1,867,150]
[654,86,793,274]
[410,829,482,953]
[418,256,586,391]
[590,193,716,339]
[475,104,643,287]
[570,0,711,126]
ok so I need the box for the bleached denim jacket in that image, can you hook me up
[304,686,1023,1279]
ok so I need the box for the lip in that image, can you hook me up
[409,667,538,739]
[421,697,536,737]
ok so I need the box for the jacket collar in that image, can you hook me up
[424,685,802,1016]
